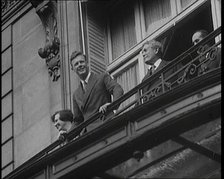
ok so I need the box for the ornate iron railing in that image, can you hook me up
[113,26,221,116]
[50,26,222,150]
[4,27,221,179]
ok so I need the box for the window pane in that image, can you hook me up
[2,116,13,144]
[1,47,12,74]
[1,140,13,168]
[2,69,12,97]
[2,163,13,178]
[114,62,139,110]
[2,93,12,120]
[110,0,137,60]
[180,0,197,10]
[143,0,171,35]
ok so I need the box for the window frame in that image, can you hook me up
[106,0,209,75]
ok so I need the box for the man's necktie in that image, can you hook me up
[149,65,156,75]
[83,81,87,93]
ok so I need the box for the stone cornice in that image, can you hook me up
[1,0,28,25]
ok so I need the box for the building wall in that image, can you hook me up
[1,1,83,176]
[1,2,64,176]
[1,0,221,178]
[12,7,63,167]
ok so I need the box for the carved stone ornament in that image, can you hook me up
[29,0,60,81]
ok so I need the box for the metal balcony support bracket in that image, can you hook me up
[172,136,221,163]
[29,0,60,81]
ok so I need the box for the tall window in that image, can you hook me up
[109,0,137,60]
[143,0,172,36]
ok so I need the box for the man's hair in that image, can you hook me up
[51,109,74,123]
[70,51,87,69]
[193,29,209,39]
[142,39,163,58]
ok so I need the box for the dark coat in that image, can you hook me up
[73,72,124,131]
[142,60,172,95]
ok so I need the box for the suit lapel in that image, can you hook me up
[155,60,167,73]
[82,72,98,109]
[75,84,85,108]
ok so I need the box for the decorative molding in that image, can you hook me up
[1,0,28,24]
[1,0,20,15]
[30,0,60,82]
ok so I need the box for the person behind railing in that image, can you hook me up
[192,29,221,75]
[70,50,124,133]
[141,39,175,100]
[51,109,80,144]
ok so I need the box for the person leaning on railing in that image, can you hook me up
[51,109,80,144]
[192,29,221,75]
[70,50,124,133]
[141,39,176,99]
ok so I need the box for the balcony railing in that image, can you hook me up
[4,27,221,179]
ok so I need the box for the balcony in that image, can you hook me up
[4,27,221,179]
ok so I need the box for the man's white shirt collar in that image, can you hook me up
[149,58,162,70]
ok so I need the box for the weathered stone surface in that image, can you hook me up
[1,163,13,178]
[14,116,51,168]
[1,116,13,143]
[2,69,12,97]
[49,78,62,111]
[13,86,23,136]
[2,93,12,119]
[13,26,45,89]
[1,25,11,52]
[12,8,42,46]
[11,7,64,169]
[22,70,50,129]
[1,47,12,74]
[2,140,13,167]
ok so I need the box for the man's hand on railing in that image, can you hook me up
[99,102,111,114]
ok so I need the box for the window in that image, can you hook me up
[114,61,139,109]
[164,1,214,62]
[143,0,172,36]
[109,0,137,60]
[82,0,220,95]
[180,0,197,10]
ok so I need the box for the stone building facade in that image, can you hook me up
[1,0,221,178]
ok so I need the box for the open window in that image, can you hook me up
[163,1,214,62]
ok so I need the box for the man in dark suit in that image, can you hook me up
[70,51,124,132]
[141,39,173,98]
[192,30,221,75]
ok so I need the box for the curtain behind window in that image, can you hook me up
[114,62,139,110]
[109,0,137,60]
[143,0,171,36]
[180,0,197,10]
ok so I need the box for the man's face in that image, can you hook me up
[141,43,157,65]
[192,32,204,45]
[54,113,67,132]
[71,55,89,79]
